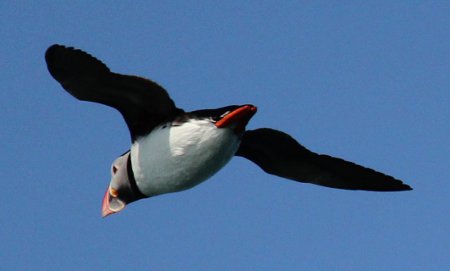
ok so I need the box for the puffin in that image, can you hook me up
[45,44,412,217]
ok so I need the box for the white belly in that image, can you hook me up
[130,119,240,197]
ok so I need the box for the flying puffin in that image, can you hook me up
[45,44,412,217]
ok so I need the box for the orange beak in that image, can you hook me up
[101,186,125,217]
[215,105,257,130]
[101,187,115,217]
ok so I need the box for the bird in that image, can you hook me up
[45,44,412,217]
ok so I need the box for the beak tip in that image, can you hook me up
[101,206,121,218]
[101,206,113,218]
[101,187,114,218]
[101,186,126,217]
[101,211,112,218]
[102,204,118,218]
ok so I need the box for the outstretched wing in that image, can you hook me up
[236,128,412,191]
[45,44,183,141]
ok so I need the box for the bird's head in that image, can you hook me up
[101,152,145,217]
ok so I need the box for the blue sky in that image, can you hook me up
[1,1,449,270]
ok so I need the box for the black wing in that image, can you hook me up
[236,128,412,191]
[45,44,183,141]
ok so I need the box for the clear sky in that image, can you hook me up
[1,1,449,270]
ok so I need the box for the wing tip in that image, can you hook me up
[45,44,62,72]
[45,44,110,78]
[374,181,413,192]
[399,184,413,191]
[387,175,413,192]
[45,44,74,66]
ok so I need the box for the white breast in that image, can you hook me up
[130,119,240,197]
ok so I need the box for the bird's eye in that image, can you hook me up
[112,166,118,175]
